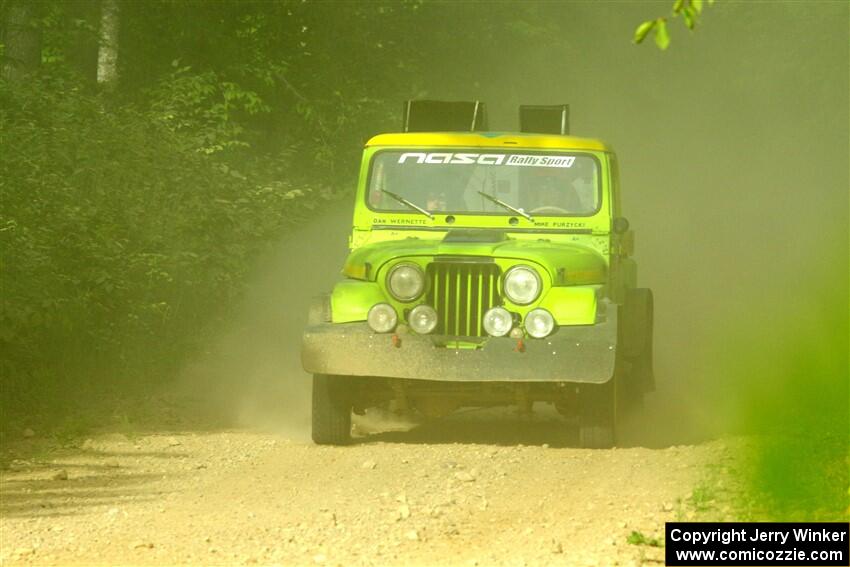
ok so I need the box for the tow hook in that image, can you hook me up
[514,338,525,353]
[391,334,402,348]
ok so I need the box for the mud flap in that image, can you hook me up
[307,294,332,326]
[620,288,654,394]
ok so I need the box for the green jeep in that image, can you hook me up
[301,102,654,448]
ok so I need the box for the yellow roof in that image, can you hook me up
[366,131,610,152]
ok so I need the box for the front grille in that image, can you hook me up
[426,261,501,337]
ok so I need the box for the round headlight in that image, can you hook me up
[524,308,555,339]
[367,303,398,333]
[387,263,425,302]
[503,266,542,305]
[482,307,513,337]
[408,304,438,334]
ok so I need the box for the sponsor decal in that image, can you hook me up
[372,217,429,225]
[397,153,575,168]
[506,155,575,168]
[533,221,588,228]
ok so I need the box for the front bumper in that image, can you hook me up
[301,309,618,383]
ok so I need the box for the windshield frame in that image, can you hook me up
[364,148,604,219]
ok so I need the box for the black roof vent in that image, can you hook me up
[403,100,488,133]
[519,104,570,135]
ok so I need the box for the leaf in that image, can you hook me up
[633,20,656,44]
[692,0,704,14]
[683,7,695,30]
[673,0,685,13]
[654,18,671,50]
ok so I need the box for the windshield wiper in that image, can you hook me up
[380,189,434,219]
[477,191,533,221]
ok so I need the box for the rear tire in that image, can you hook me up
[578,377,616,449]
[312,374,352,445]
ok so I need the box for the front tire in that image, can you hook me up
[312,374,352,445]
[578,377,616,449]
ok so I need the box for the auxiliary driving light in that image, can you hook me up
[367,303,398,333]
[482,307,513,337]
[524,308,555,339]
[503,266,542,305]
[408,304,438,334]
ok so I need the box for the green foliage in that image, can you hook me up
[716,277,849,520]
[0,73,324,419]
[147,66,266,156]
[654,19,671,50]
[689,482,717,512]
[627,531,663,547]
[0,0,559,426]
[634,0,714,50]
[633,20,657,44]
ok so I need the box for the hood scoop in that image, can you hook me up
[442,229,508,244]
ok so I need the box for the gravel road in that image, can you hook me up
[1,202,739,566]
[0,404,736,567]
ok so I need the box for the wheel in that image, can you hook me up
[312,374,352,445]
[578,377,617,449]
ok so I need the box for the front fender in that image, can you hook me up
[331,279,387,323]
[538,286,598,326]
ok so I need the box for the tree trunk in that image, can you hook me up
[96,0,120,88]
[1,1,41,84]
[67,0,101,85]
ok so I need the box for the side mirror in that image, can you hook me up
[613,217,630,234]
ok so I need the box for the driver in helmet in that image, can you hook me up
[534,176,579,212]
[569,161,596,213]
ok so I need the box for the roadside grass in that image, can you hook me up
[688,481,716,512]
[727,315,847,521]
[625,473,732,549]
[627,530,663,547]
[701,267,848,522]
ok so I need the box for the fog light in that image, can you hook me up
[367,303,398,333]
[483,307,512,337]
[408,304,438,334]
[524,308,555,338]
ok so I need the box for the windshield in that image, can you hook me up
[367,150,600,217]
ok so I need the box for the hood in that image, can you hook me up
[343,230,607,285]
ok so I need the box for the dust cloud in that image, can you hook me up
[176,200,352,439]
[177,2,846,446]
[461,2,849,444]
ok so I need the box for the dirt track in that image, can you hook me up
[1,202,739,565]
[0,404,737,567]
